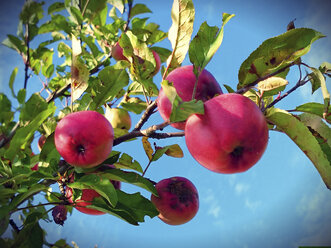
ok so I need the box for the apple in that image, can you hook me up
[54,111,114,168]
[105,107,131,130]
[151,50,161,76]
[151,176,199,225]
[112,42,161,75]
[66,165,121,215]
[157,65,222,130]
[185,93,269,174]
[38,134,47,151]
[111,42,128,61]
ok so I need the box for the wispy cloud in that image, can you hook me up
[244,198,262,211]
[295,182,331,246]
[203,188,222,219]
[234,183,250,195]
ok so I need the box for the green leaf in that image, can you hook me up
[294,102,331,123]
[69,6,83,25]
[310,68,330,118]
[9,67,18,98]
[91,66,129,110]
[0,94,12,124]
[71,55,89,103]
[108,0,125,14]
[114,153,143,173]
[267,108,331,189]
[48,2,65,15]
[101,168,157,196]
[5,103,56,161]
[238,28,325,90]
[223,84,235,93]
[130,4,152,18]
[20,0,44,25]
[2,35,25,53]
[39,133,60,166]
[319,61,331,76]
[69,174,117,207]
[189,13,234,70]
[17,89,26,105]
[167,0,195,71]
[20,93,48,123]
[299,113,331,162]
[257,76,288,96]
[81,0,107,22]
[165,144,184,158]
[120,97,147,114]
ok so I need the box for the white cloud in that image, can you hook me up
[203,188,222,219]
[295,182,331,246]
[234,183,250,195]
[244,198,261,211]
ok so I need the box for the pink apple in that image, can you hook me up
[54,111,114,168]
[111,42,128,61]
[151,176,199,225]
[185,93,269,173]
[66,165,121,215]
[157,65,222,130]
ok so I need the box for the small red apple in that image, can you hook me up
[111,42,128,61]
[54,111,114,168]
[185,93,269,173]
[151,50,161,76]
[151,176,199,225]
[38,135,47,151]
[157,65,222,130]
[66,165,121,215]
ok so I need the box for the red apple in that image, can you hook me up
[38,135,47,151]
[151,176,199,225]
[111,42,128,61]
[157,65,222,130]
[66,165,121,215]
[54,111,114,168]
[185,93,269,173]
[151,50,161,76]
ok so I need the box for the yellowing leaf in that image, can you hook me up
[142,137,153,161]
[257,76,288,96]
[167,0,195,71]
[165,144,184,158]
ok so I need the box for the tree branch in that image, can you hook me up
[23,23,30,89]
[133,101,158,131]
[236,62,296,95]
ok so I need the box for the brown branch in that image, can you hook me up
[133,101,158,131]
[114,120,184,146]
[236,62,296,95]
[123,0,134,32]
[262,75,310,112]
[23,23,30,89]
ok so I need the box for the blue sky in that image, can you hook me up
[1,0,331,247]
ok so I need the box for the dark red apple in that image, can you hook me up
[157,65,222,130]
[54,111,114,168]
[185,93,269,173]
[66,165,121,215]
[38,135,46,151]
[151,176,199,225]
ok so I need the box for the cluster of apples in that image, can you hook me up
[51,42,268,226]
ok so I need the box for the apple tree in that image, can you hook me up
[0,0,330,247]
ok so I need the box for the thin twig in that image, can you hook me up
[236,62,296,95]
[23,23,30,89]
[133,101,158,131]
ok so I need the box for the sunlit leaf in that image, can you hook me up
[129,3,152,18]
[267,108,331,189]
[189,13,234,70]
[293,102,331,124]
[142,137,153,161]
[238,28,325,89]
[165,144,184,158]
[257,76,288,96]
[167,0,195,71]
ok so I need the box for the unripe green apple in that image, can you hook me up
[105,107,131,130]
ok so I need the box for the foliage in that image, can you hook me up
[0,0,330,246]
